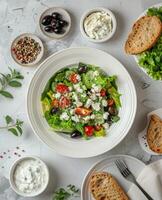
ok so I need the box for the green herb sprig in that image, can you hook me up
[0,115,23,136]
[52,185,80,200]
[0,68,24,98]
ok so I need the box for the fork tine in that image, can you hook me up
[120,160,131,175]
[115,160,127,177]
[115,160,130,177]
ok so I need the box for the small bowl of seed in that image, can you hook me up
[11,33,44,67]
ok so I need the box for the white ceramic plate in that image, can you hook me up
[138,108,162,155]
[27,47,137,158]
[81,154,145,200]
[133,3,162,78]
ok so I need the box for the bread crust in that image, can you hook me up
[89,171,129,200]
[125,16,162,55]
[147,114,162,153]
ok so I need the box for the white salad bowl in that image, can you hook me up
[80,7,117,43]
[27,47,137,158]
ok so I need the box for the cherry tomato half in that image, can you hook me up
[75,107,92,116]
[84,126,94,137]
[51,99,59,108]
[107,98,114,107]
[100,89,106,97]
[69,73,79,84]
[59,96,71,109]
[56,84,69,94]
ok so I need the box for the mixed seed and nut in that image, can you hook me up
[12,36,41,64]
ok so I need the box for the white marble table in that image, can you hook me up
[0,0,162,199]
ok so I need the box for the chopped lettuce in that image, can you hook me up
[138,7,162,80]
[108,87,121,108]
[41,98,51,113]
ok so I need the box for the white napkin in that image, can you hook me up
[127,159,162,200]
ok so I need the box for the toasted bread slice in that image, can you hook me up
[89,172,129,200]
[147,114,162,153]
[125,16,162,54]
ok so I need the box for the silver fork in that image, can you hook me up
[115,159,153,200]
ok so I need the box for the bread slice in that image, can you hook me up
[89,171,129,200]
[147,114,162,153]
[125,15,162,54]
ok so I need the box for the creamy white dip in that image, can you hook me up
[84,11,112,40]
[13,158,47,194]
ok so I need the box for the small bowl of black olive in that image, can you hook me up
[39,7,71,39]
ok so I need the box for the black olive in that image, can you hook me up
[42,15,53,26]
[51,18,57,27]
[71,131,82,138]
[51,12,62,20]
[53,28,64,34]
[108,107,118,116]
[78,63,87,74]
[44,26,54,33]
[59,20,68,27]
[51,107,59,114]
[107,115,112,125]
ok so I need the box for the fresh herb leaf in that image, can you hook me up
[8,81,22,87]
[0,115,23,136]
[5,115,13,124]
[52,185,79,200]
[0,90,13,98]
[0,68,23,98]
[8,128,18,136]
[16,126,23,135]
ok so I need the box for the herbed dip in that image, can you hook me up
[13,158,47,195]
[84,11,112,40]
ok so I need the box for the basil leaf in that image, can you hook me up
[0,90,13,98]
[5,115,13,124]
[8,128,18,136]
[9,81,22,87]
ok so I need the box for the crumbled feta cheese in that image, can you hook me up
[102,99,107,107]
[91,114,95,119]
[92,102,100,111]
[85,99,92,108]
[70,109,74,115]
[76,101,83,107]
[103,123,109,129]
[91,88,95,93]
[76,74,81,81]
[55,92,61,99]
[96,93,100,96]
[73,84,83,93]
[92,84,101,93]
[60,112,69,121]
[93,70,99,76]
[71,115,79,122]
[103,112,109,119]
[69,86,72,91]
[90,93,97,100]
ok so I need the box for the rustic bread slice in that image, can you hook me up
[125,15,162,54]
[147,114,162,153]
[89,171,129,200]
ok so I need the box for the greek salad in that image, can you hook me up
[41,63,121,139]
